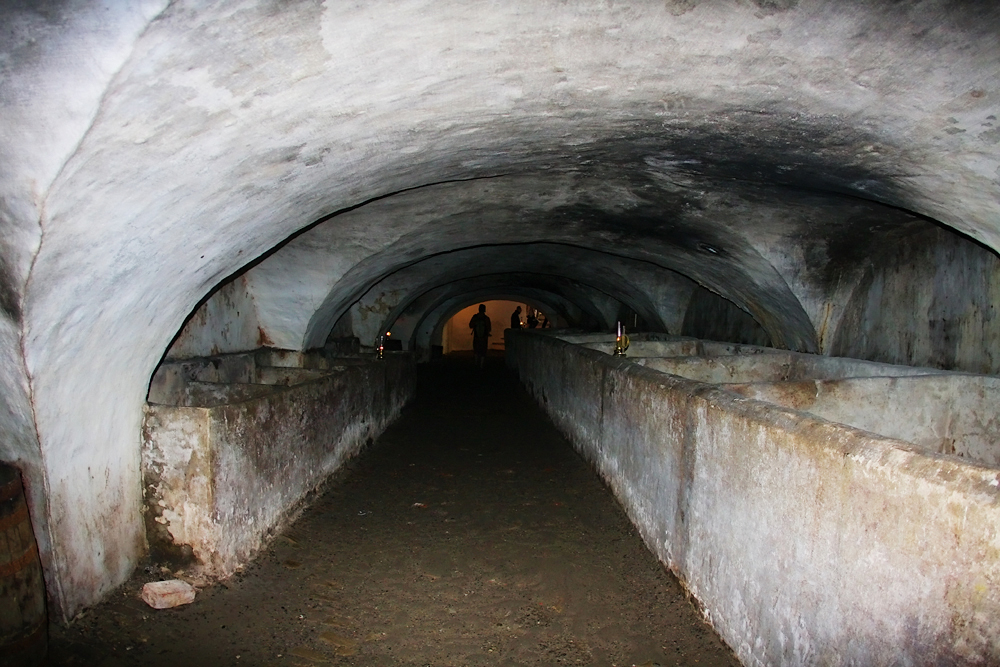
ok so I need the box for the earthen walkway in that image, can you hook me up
[49,355,740,666]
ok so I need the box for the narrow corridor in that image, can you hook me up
[49,356,739,666]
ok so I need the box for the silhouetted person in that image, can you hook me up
[510,306,523,330]
[469,304,491,368]
[527,311,539,329]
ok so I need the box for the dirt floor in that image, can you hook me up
[47,354,741,667]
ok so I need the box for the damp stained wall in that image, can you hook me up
[682,286,772,347]
[143,354,415,578]
[833,226,1000,374]
[726,374,1000,466]
[507,331,1000,666]
[165,278,263,360]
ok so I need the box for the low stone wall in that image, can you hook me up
[637,350,941,384]
[507,331,1000,666]
[728,374,1000,467]
[578,336,781,358]
[142,353,415,579]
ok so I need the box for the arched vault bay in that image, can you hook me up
[7,0,999,619]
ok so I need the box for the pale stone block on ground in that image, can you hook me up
[141,580,197,609]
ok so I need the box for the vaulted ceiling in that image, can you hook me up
[2,0,998,618]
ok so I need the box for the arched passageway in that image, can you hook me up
[441,300,530,354]
[50,359,740,666]
[1,1,1000,663]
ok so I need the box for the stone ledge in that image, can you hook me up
[141,351,415,580]
[507,330,1000,666]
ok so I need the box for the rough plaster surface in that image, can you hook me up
[0,0,998,620]
[833,226,1000,374]
[683,285,772,347]
[508,331,1000,665]
[0,0,170,616]
[142,355,415,578]
[580,336,781,358]
[728,374,1000,467]
[165,278,262,360]
[636,351,940,384]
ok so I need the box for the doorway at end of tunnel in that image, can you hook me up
[443,300,545,354]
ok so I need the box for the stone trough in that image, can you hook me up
[506,330,1000,666]
[142,349,415,580]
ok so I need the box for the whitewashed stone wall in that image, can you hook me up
[508,331,1000,666]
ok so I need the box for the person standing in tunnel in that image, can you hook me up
[510,306,523,330]
[469,304,491,368]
